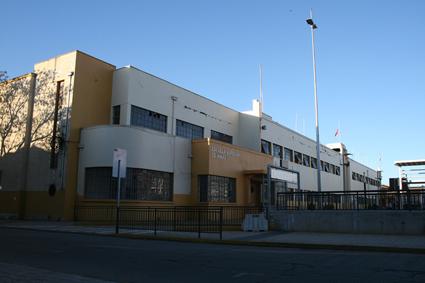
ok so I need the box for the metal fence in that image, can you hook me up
[276,190,425,210]
[74,205,263,239]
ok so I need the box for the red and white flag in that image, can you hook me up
[335,128,339,137]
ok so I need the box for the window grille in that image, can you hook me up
[199,175,236,203]
[131,105,167,133]
[210,130,232,144]
[176,119,204,139]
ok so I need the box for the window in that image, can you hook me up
[294,151,302,164]
[324,162,330,173]
[273,144,283,159]
[176,119,204,139]
[211,130,232,144]
[302,154,310,167]
[352,172,356,180]
[112,105,120,125]
[124,168,173,201]
[85,167,116,199]
[284,148,293,162]
[84,167,173,201]
[261,140,271,155]
[50,80,64,169]
[330,164,336,174]
[311,157,317,169]
[131,105,167,133]
[335,166,341,176]
[199,175,236,203]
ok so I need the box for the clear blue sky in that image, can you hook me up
[2,0,424,184]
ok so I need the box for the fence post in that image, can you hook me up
[115,206,120,234]
[198,209,201,239]
[397,191,401,210]
[173,206,177,231]
[356,192,359,210]
[219,207,223,240]
[154,208,157,236]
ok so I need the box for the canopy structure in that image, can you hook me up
[394,159,425,167]
[394,159,425,189]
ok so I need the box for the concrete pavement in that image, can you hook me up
[1,228,425,283]
[1,220,424,253]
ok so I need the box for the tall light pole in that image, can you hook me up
[306,9,322,192]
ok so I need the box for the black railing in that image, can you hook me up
[276,190,425,210]
[74,205,263,239]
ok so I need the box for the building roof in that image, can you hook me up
[394,159,425,167]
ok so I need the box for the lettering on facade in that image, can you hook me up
[211,145,240,160]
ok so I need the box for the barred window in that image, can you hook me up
[131,105,167,133]
[211,130,232,144]
[273,144,283,159]
[85,167,116,199]
[302,154,310,167]
[284,148,293,162]
[84,167,173,201]
[261,139,271,155]
[176,119,204,139]
[199,175,236,203]
[124,168,173,201]
[112,105,120,125]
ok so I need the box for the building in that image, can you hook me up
[0,51,381,220]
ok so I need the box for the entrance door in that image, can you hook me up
[250,179,262,206]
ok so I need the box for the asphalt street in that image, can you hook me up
[0,228,424,283]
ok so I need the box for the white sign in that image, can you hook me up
[270,168,298,184]
[112,148,127,178]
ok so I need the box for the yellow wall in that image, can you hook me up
[0,51,116,220]
[191,139,272,206]
[0,191,64,219]
[62,51,115,220]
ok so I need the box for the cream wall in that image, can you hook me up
[77,125,192,197]
[261,117,344,191]
[349,158,378,191]
[111,67,240,144]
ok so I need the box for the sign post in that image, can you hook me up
[113,148,127,234]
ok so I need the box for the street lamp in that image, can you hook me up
[306,10,322,192]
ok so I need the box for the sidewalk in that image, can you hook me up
[1,220,424,253]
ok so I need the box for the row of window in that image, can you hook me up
[85,168,236,203]
[261,140,341,176]
[114,105,234,144]
[85,167,173,201]
[352,172,380,186]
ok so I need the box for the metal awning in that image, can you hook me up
[394,159,425,167]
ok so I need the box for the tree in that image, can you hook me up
[0,70,63,157]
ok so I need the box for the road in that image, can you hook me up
[0,228,424,283]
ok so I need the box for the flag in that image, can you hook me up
[335,128,339,137]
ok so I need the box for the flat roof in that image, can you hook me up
[394,159,425,167]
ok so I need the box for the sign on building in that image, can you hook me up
[270,167,298,184]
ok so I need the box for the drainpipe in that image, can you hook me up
[60,72,74,191]
[19,73,37,219]
[171,96,177,202]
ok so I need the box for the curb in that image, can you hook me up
[115,233,425,255]
[2,226,424,255]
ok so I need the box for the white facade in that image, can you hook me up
[77,65,380,199]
